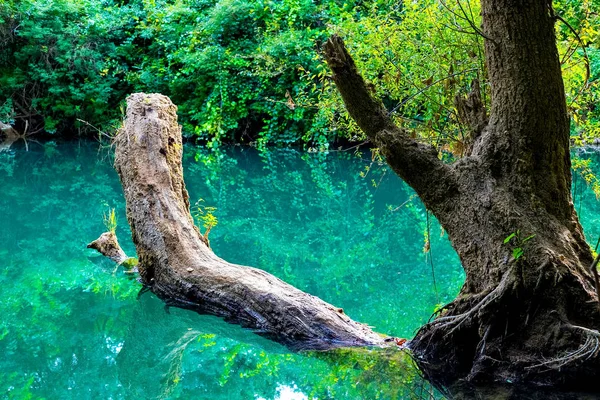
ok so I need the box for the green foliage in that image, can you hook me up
[573,156,600,198]
[324,0,485,153]
[121,257,139,270]
[0,0,339,143]
[0,99,14,124]
[504,230,536,261]
[192,198,218,239]
[3,0,598,147]
[103,207,117,233]
[554,0,600,145]
[0,0,133,134]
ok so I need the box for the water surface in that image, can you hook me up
[1,141,599,399]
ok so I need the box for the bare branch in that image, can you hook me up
[554,14,591,107]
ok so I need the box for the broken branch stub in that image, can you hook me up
[106,93,388,350]
[87,231,128,265]
[0,122,20,152]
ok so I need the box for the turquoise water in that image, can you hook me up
[1,141,599,399]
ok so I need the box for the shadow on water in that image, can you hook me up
[119,291,440,399]
[1,140,600,398]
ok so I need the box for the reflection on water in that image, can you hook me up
[1,141,599,398]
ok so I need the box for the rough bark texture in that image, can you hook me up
[324,0,600,389]
[0,122,19,152]
[110,93,389,351]
[454,79,488,156]
[87,232,128,264]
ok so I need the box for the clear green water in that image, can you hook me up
[1,142,599,399]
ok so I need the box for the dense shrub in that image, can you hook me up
[0,0,597,147]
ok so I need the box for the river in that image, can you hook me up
[1,141,599,399]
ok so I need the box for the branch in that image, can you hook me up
[389,68,478,116]
[323,35,457,209]
[87,231,129,265]
[455,0,497,45]
[554,14,591,107]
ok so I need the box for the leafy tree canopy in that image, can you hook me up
[1,0,598,149]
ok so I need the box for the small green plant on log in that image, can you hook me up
[103,208,117,233]
[503,230,536,261]
[192,199,218,241]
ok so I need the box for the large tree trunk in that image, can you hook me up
[324,0,600,389]
[106,93,389,351]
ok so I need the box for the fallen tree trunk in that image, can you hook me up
[94,93,389,351]
[0,121,19,152]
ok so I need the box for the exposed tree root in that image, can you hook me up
[431,267,513,336]
[528,323,600,370]
[409,257,600,389]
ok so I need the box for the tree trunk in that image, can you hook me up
[324,0,600,389]
[104,93,390,351]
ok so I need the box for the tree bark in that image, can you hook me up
[0,121,19,152]
[324,0,600,389]
[104,93,390,351]
[88,232,128,265]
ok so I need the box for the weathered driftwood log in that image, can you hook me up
[0,122,19,152]
[88,232,128,264]
[0,121,17,135]
[91,93,389,351]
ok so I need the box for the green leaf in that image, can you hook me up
[513,247,524,260]
[121,257,139,269]
[504,233,516,244]
[522,234,536,243]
